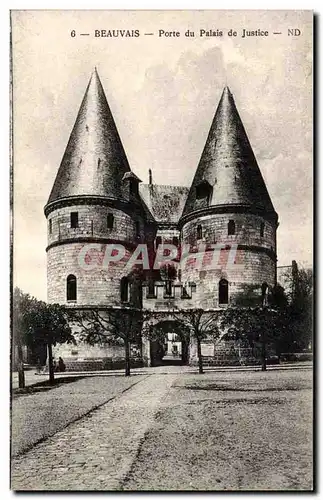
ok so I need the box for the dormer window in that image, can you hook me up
[196,180,212,204]
[130,179,139,196]
[71,212,79,228]
[122,172,142,199]
[228,220,235,236]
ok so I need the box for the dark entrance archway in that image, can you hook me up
[149,320,190,367]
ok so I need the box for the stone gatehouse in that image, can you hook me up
[45,69,279,369]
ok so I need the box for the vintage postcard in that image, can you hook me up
[11,10,313,491]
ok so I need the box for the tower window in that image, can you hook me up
[172,236,179,246]
[120,277,129,302]
[107,213,114,230]
[71,212,79,228]
[197,225,202,240]
[67,274,77,301]
[49,219,52,234]
[165,280,172,297]
[196,181,212,203]
[228,220,235,236]
[130,180,139,196]
[260,222,265,237]
[147,279,155,297]
[219,278,229,305]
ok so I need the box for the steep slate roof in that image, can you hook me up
[47,69,132,205]
[139,184,189,224]
[182,87,276,218]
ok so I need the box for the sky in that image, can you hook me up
[11,10,313,300]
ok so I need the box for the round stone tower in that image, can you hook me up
[44,69,147,314]
[179,87,278,309]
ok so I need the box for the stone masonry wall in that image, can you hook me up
[180,211,276,309]
[47,204,145,247]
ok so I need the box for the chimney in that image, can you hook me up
[149,169,153,185]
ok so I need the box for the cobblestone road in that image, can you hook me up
[11,373,177,490]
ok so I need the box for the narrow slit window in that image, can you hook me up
[49,219,52,235]
[148,279,155,297]
[260,222,265,238]
[197,225,202,240]
[67,274,77,301]
[107,213,114,230]
[121,277,129,302]
[71,212,79,229]
[165,280,172,297]
[219,278,229,305]
[228,220,235,236]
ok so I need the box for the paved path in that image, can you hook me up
[11,364,313,491]
[11,374,147,457]
[11,373,177,490]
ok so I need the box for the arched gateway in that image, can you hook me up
[142,316,190,367]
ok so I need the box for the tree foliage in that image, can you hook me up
[12,287,74,386]
[173,308,220,374]
[71,308,142,376]
[278,263,313,351]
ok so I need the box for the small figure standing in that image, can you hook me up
[58,357,66,372]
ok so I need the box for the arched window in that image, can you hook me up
[228,220,235,236]
[260,222,265,238]
[197,224,202,240]
[107,213,114,229]
[219,278,229,305]
[120,277,129,302]
[67,274,77,301]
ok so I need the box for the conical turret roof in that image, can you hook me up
[182,87,276,219]
[46,69,132,206]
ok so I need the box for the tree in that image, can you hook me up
[71,308,142,376]
[12,288,31,388]
[12,287,74,386]
[279,263,313,352]
[27,301,74,384]
[173,309,220,374]
[220,306,283,371]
